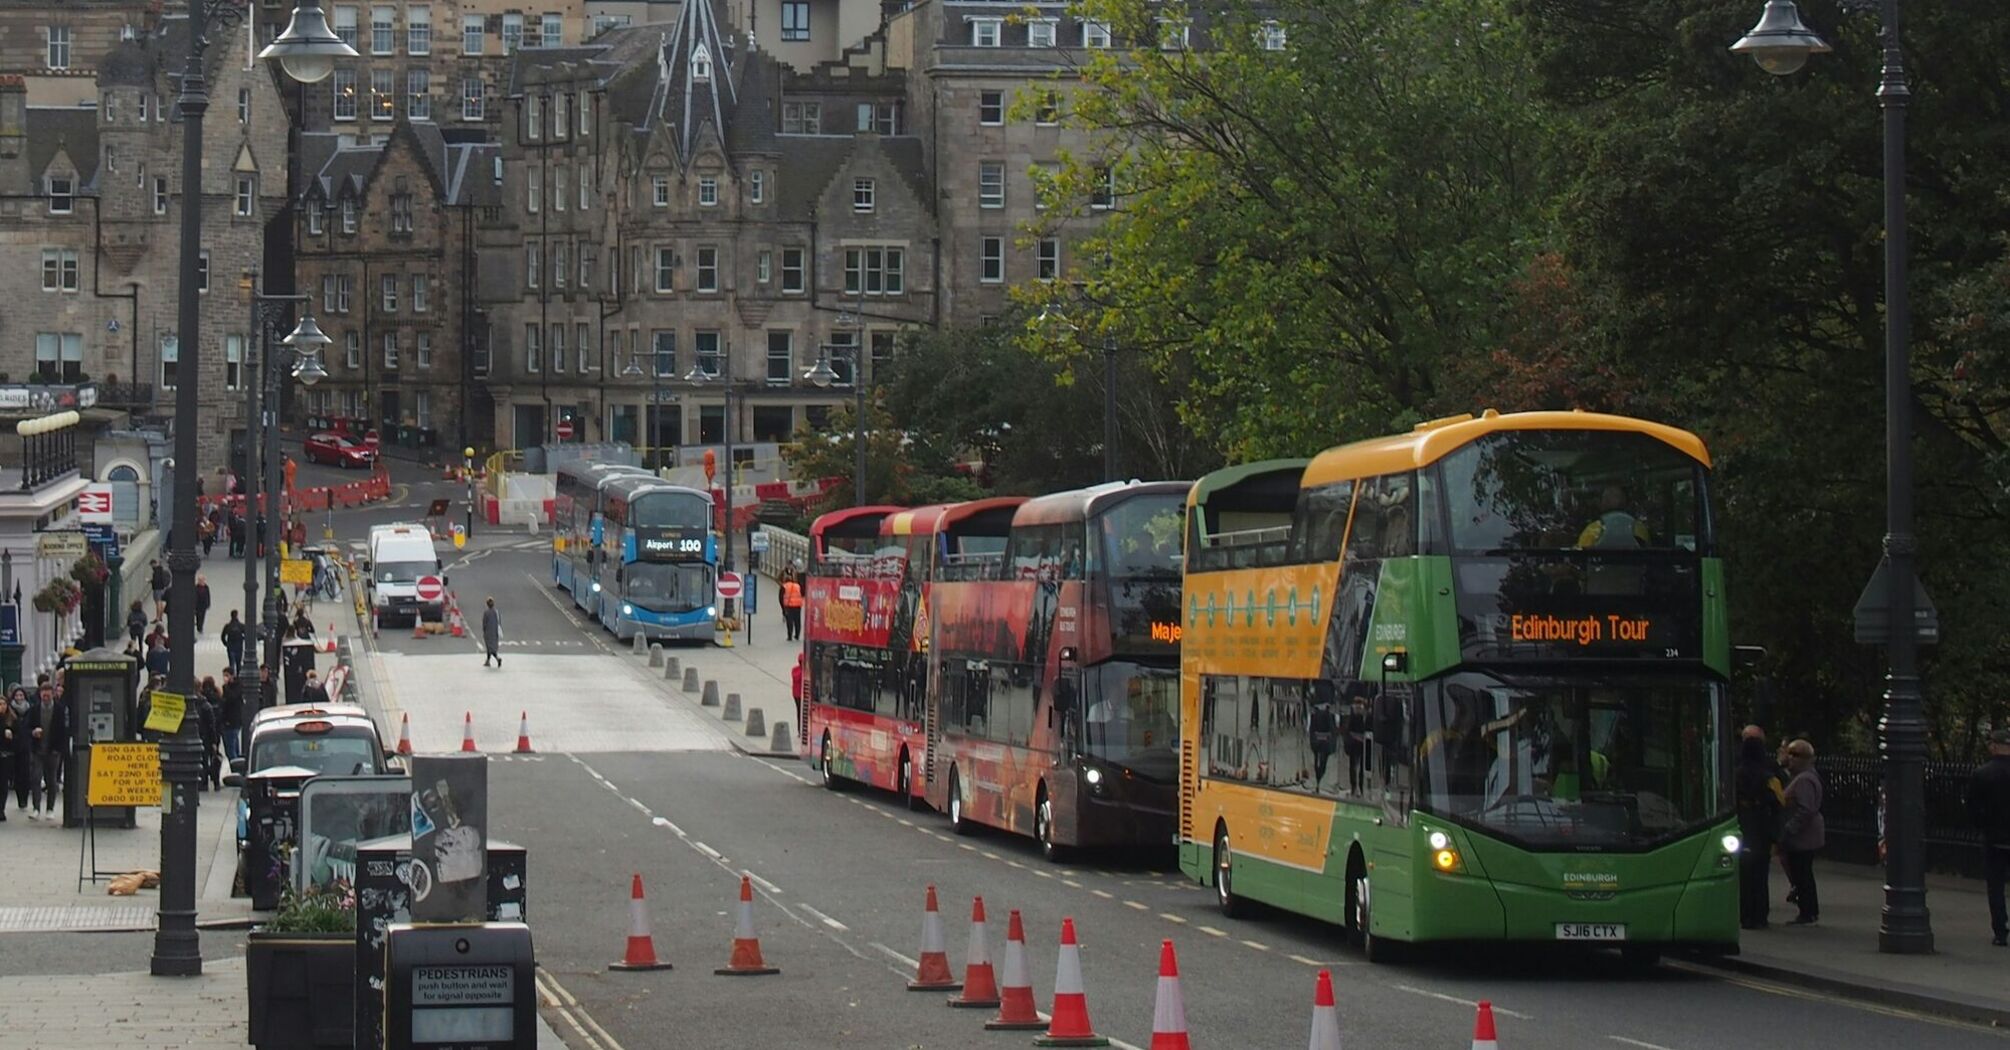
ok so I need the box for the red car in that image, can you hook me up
[304,432,377,468]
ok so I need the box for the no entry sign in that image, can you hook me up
[416,575,444,602]
[554,419,576,440]
[716,571,743,600]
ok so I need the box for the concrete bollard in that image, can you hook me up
[648,645,664,668]
[745,707,767,739]
[722,692,741,720]
[769,722,792,753]
[683,667,700,693]
[701,680,720,707]
[666,655,680,677]
[632,633,646,655]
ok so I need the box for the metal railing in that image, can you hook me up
[1816,753,1986,876]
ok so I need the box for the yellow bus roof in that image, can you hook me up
[1301,410,1710,488]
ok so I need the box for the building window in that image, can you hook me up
[694,331,721,377]
[782,248,805,293]
[408,4,432,54]
[579,165,591,209]
[780,1,810,42]
[826,331,857,386]
[757,250,772,284]
[40,249,79,292]
[371,5,395,54]
[408,69,431,119]
[197,250,210,293]
[579,251,593,288]
[853,178,874,212]
[651,175,669,207]
[524,324,541,371]
[979,90,1003,126]
[651,331,676,376]
[345,331,361,368]
[139,93,150,122]
[371,68,396,118]
[1260,21,1287,51]
[856,101,898,135]
[46,174,73,214]
[461,77,483,120]
[696,246,719,292]
[750,170,765,204]
[159,335,178,389]
[235,176,256,216]
[655,247,675,292]
[338,275,354,312]
[1037,238,1061,280]
[527,167,540,212]
[412,274,429,312]
[307,205,323,235]
[540,13,563,47]
[1091,165,1116,209]
[1035,91,1060,125]
[970,18,1001,47]
[333,5,359,47]
[35,333,84,383]
[1159,19,1190,51]
[376,274,397,312]
[502,13,522,53]
[692,43,712,81]
[45,25,71,69]
[415,390,431,426]
[698,176,718,206]
[333,68,358,121]
[238,87,251,124]
[322,275,338,312]
[416,331,433,369]
[781,101,820,134]
[978,161,1004,208]
[980,237,1003,283]
[579,92,590,135]
[870,330,895,379]
[1028,19,1057,48]
[341,198,358,233]
[527,243,541,288]
[1083,21,1112,49]
[153,176,167,215]
[554,167,567,211]
[461,14,482,54]
[577,322,593,373]
[765,331,792,383]
[843,246,904,296]
[382,332,399,368]
[554,242,568,287]
[550,324,566,372]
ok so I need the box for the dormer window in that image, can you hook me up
[307,204,323,235]
[692,43,711,81]
[341,198,357,233]
[46,174,73,215]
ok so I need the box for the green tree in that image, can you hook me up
[780,400,917,514]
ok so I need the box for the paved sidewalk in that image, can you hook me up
[1686,859,2010,1026]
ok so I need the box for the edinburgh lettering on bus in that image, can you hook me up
[1508,613,1653,646]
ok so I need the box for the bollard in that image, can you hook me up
[770,722,791,753]
[745,707,767,739]
[701,680,720,707]
[722,692,741,721]
[632,633,646,656]
[648,645,664,668]
[666,656,681,677]
[682,667,700,693]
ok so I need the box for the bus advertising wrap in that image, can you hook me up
[804,576,902,648]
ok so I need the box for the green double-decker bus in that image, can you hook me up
[1178,410,1738,963]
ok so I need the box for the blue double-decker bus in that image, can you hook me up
[595,476,717,642]
[553,462,653,603]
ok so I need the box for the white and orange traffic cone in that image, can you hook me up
[1471,1001,1500,1050]
[985,909,1044,1031]
[1149,939,1190,1050]
[608,873,674,971]
[322,624,337,653]
[908,884,962,991]
[1307,969,1341,1050]
[460,711,477,752]
[714,874,780,976]
[1034,917,1108,1047]
[450,609,465,638]
[947,895,1000,1009]
[412,616,428,640]
[514,711,534,754]
[395,712,412,756]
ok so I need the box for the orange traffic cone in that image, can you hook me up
[450,610,465,638]
[1307,969,1341,1050]
[395,712,412,756]
[1471,1001,1500,1049]
[460,711,477,752]
[608,873,674,971]
[947,895,1000,1008]
[908,884,962,991]
[412,616,428,640]
[322,624,337,653]
[714,874,780,975]
[1034,917,1108,1047]
[1149,940,1190,1050]
[515,711,534,754]
[985,909,1044,1031]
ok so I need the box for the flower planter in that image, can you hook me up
[245,930,356,1050]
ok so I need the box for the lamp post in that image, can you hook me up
[261,326,331,679]
[621,352,664,469]
[241,278,317,694]
[803,345,867,507]
[151,0,353,978]
[686,344,737,612]
[1732,0,1932,955]
[463,446,475,539]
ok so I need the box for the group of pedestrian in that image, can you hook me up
[132,562,214,636]
[0,678,70,822]
[1734,727,1826,928]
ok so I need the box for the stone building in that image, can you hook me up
[480,1,935,454]
[295,118,496,454]
[0,8,292,470]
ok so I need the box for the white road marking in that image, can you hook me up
[1197,925,1229,938]
[746,872,783,896]
[625,797,651,816]
[1159,913,1187,924]
[871,942,920,969]
[536,969,616,1050]
[1394,984,1532,1020]
[799,904,849,932]
[1287,954,1326,967]
[1092,890,1114,899]
[1239,939,1271,952]
[693,842,723,860]
[650,816,687,838]
[1611,1039,1679,1050]
[1123,900,1149,911]
[1063,879,1083,888]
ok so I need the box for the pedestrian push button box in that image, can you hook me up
[384,921,535,1049]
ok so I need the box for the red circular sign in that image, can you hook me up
[716,571,743,599]
[554,419,576,440]
[415,575,444,602]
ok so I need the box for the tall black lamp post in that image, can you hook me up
[803,346,867,507]
[241,277,324,690]
[686,346,739,617]
[151,0,352,978]
[1732,0,1933,954]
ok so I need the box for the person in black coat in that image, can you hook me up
[195,677,223,791]
[1735,734,1785,929]
[194,576,212,634]
[125,600,148,645]
[1967,728,2010,947]
[219,667,246,764]
[149,559,170,620]
[144,638,171,679]
[227,510,246,558]
[221,611,247,670]
[26,681,70,820]
[1,685,27,821]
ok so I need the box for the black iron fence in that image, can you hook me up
[1815,754,1986,876]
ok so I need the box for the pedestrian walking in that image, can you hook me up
[199,512,217,557]
[300,670,331,708]
[125,600,147,645]
[196,677,223,791]
[1777,739,1825,925]
[1307,693,1339,792]
[27,680,70,821]
[219,667,245,765]
[149,559,170,621]
[221,611,246,670]
[227,509,246,558]
[145,637,171,679]
[194,575,212,634]
[1966,727,2010,947]
[780,570,803,641]
[481,597,503,668]
[1735,732,1785,929]
[0,685,24,822]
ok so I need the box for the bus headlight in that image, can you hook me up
[591,582,601,593]
[1721,833,1742,855]
[1084,767,1104,786]
[622,604,633,616]
[706,606,717,618]
[1428,830,1450,851]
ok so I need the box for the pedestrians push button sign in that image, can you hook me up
[416,575,444,603]
[716,571,743,600]
[86,742,161,807]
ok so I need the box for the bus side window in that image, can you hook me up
[1294,481,1353,563]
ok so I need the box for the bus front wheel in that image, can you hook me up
[820,735,844,791]
[897,750,919,811]
[1035,789,1068,863]
[948,769,976,836]
[1352,866,1399,964]
[1213,826,1246,918]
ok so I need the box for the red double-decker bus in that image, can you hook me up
[799,503,957,803]
[922,481,1190,860]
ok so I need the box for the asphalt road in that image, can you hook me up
[334,502,2010,1050]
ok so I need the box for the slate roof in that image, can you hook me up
[97,39,153,89]
[444,143,503,207]
[23,108,99,191]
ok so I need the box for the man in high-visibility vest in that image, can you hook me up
[780,570,804,641]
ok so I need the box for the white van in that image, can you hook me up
[364,523,444,627]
